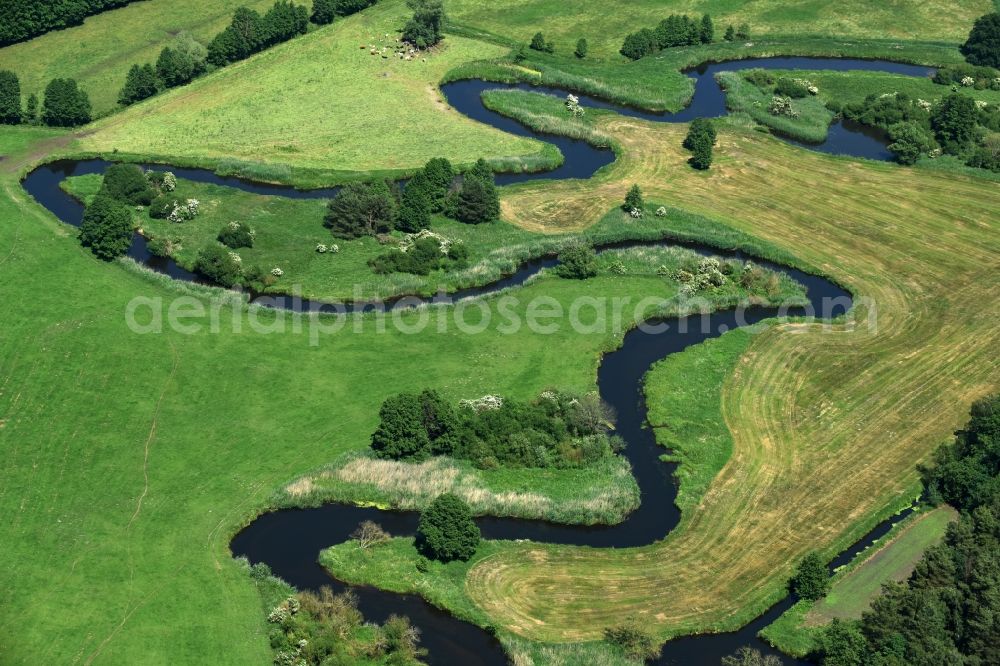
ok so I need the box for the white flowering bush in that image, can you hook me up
[769,96,798,118]
[629,207,643,219]
[228,252,242,264]
[162,172,176,192]
[271,267,284,277]
[655,206,667,217]
[329,244,339,254]
[399,229,454,254]
[917,98,932,112]
[167,199,200,223]
[975,100,989,110]
[608,260,627,275]
[460,395,504,412]
[992,78,1000,91]
[807,85,819,95]
[961,76,975,87]
[565,93,584,117]
[316,243,328,253]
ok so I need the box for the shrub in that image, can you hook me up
[769,95,798,118]
[791,551,829,600]
[324,180,397,239]
[623,183,644,211]
[775,77,809,99]
[218,221,255,249]
[416,493,480,562]
[42,78,91,127]
[736,23,750,40]
[350,520,390,549]
[555,244,598,279]
[604,618,661,661]
[369,236,466,275]
[79,195,134,260]
[100,164,155,205]
[962,12,1000,68]
[887,122,937,165]
[402,0,444,49]
[530,32,553,54]
[742,68,774,88]
[371,392,434,460]
[620,29,657,60]
[574,38,587,59]
[147,195,174,219]
[194,243,244,287]
[0,70,22,124]
[724,25,735,42]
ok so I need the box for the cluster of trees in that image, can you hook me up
[323,157,497,248]
[620,14,715,60]
[370,389,621,469]
[0,0,141,47]
[933,63,1000,90]
[118,33,208,106]
[78,163,164,260]
[253,567,425,665]
[416,493,480,562]
[402,0,444,49]
[814,394,1000,666]
[0,70,92,127]
[961,12,1000,68]
[842,92,1000,171]
[683,117,715,170]
[311,0,376,25]
[207,1,309,67]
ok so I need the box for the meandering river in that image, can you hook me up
[21,57,933,665]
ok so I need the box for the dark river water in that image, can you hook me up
[20,56,932,665]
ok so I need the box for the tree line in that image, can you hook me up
[811,394,1000,666]
[0,0,143,47]
[620,14,749,61]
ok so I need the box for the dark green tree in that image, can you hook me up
[930,93,979,152]
[0,70,21,124]
[700,14,714,44]
[324,180,398,238]
[791,551,829,600]
[887,122,937,165]
[422,156,455,207]
[416,493,480,562]
[402,0,445,49]
[736,23,750,40]
[311,0,337,24]
[724,25,736,42]
[396,171,433,232]
[529,32,554,53]
[100,164,155,205]
[207,7,265,65]
[454,176,499,224]
[79,195,134,260]
[961,13,1000,68]
[42,78,91,126]
[620,28,657,60]
[118,63,158,106]
[261,0,309,47]
[684,118,716,170]
[623,183,644,210]
[817,619,868,666]
[371,393,430,459]
[24,92,38,123]
[194,243,244,287]
[575,38,588,59]
[555,244,598,279]
[156,47,198,87]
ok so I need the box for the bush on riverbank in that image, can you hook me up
[79,195,135,260]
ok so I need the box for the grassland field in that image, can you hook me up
[1,0,999,664]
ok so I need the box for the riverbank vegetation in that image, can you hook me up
[762,506,957,656]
